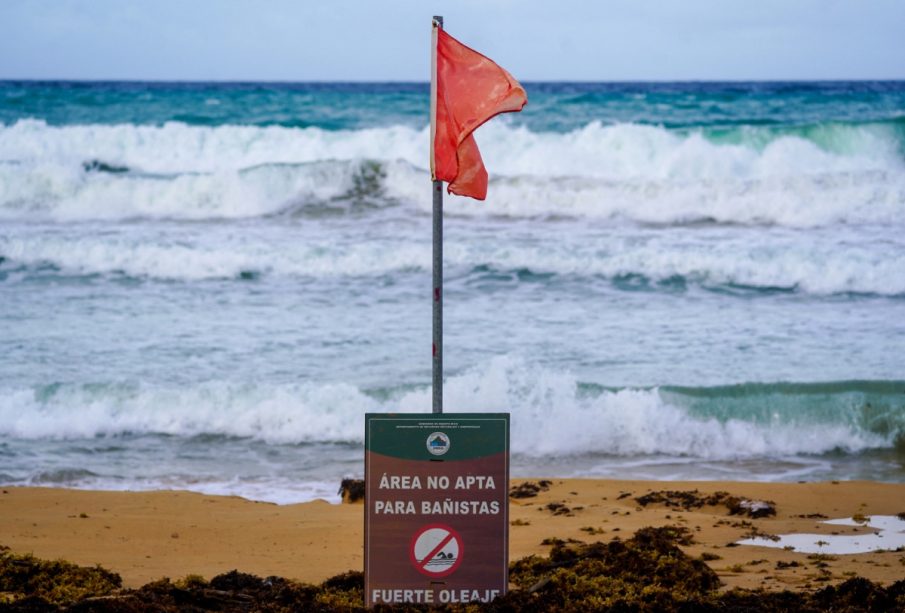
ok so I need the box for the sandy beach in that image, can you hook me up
[3,8,904,610]
[3,479,904,594]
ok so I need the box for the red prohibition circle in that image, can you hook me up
[408,523,464,578]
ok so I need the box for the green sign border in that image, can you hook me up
[365,413,509,461]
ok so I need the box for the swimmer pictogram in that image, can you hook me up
[409,524,463,577]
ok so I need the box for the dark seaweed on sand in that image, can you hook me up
[508,480,552,499]
[0,546,121,606]
[3,530,905,612]
[634,490,777,518]
[338,478,366,503]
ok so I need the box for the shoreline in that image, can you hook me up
[2,479,905,592]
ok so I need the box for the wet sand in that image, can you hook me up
[1,480,904,591]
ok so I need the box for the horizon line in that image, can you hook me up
[2,77,905,85]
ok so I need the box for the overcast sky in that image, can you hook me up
[1,0,903,81]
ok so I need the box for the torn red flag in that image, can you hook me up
[431,26,527,200]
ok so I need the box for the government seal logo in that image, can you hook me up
[426,432,450,456]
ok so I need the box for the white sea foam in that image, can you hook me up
[435,168,905,227]
[1,119,903,226]
[0,357,892,457]
[0,119,426,174]
[5,119,894,179]
[465,235,905,295]
[0,158,400,221]
[0,381,372,442]
[474,120,903,181]
[4,224,902,295]
[0,232,432,280]
[18,475,344,506]
[430,357,892,458]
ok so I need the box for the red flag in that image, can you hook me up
[431,25,527,200]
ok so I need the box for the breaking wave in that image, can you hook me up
[1,119,903,226]
[3,226,903,296]
[2,357,902,459]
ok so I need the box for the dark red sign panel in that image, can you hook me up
[364,414,509,607]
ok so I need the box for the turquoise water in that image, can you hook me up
[5,81,905,131]
[1,81,904,503]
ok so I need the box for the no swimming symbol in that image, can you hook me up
[409,524,463,578]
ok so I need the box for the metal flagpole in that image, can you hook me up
[432,178,443,415]
[430,16,443,414]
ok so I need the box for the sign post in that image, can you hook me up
[364,413,509,607]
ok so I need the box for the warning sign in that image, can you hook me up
[410,524,463,577]
[364,413,509,607]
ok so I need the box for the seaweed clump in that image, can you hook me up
[0,545,121,606]
[509,480,552,499]
[338,478,366,503]
[498,525,719,611]
[717,578,905,613]
[635,489,776,518]
[3,534,905,612]
[0,564,363,613]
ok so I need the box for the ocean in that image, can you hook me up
[1,81,904,503]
